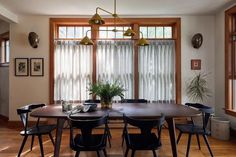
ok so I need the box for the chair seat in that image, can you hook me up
[20,125,56,135]
[72,134,106,151]
[127,133,161,150]
[175,124,210,135]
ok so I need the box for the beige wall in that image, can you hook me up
[0,19,9,34]
[9,15,216,121]
[215,3,236,129]
[0,67,9,117]
[0,19,9,117]
[9,16,49,120]
[181,16,215,106]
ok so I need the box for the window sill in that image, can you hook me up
[0,63,9,67]
[225,109,236,117]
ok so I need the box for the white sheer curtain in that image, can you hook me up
[96,40,134,99]
[139,40,175,102]
[54,40,93,101]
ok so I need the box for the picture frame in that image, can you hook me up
[191,59,201,70]
[30,58,44,76]
[15,58,29,76]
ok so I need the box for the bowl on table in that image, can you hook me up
[83,103,98,112]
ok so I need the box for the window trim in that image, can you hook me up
[225,5,236,116]
[49,18,181,104]
[0,32,9,66]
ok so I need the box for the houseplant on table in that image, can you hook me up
[88,81,125,108]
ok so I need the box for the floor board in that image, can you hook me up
[0,122,236,157]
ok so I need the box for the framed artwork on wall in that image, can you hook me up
[15,58,29,76]
[191,59,201,70]
[30,58,44,76]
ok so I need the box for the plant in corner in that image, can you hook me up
[186,72,211,103]
[88,81,125,108]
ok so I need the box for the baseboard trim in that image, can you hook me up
[0,114,9,121]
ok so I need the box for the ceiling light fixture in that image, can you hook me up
[80,0,149,46]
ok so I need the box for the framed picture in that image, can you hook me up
[15,58,29,76]
[191,59,201,70]
[30,58,44,76]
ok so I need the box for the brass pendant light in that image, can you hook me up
[137,31,149,46]
[81,0,149,46]
[137,38,149,46]
[88,13,105,25]
[80,36,94,45]
[123,28,136,37]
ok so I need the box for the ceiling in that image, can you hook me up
[0,0,233,16]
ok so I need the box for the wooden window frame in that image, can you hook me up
[0,32,10,66]
[49,18,181,104]
[225,5,236,116]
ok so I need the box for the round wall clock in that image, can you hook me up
[191,33,203,49]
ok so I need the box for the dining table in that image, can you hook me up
[30,102,200,157]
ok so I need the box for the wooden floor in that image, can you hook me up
[0,122,236,157]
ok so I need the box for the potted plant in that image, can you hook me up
[186,72,211,103]
[88,81,125,108]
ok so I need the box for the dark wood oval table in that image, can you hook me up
[31,103,200,157]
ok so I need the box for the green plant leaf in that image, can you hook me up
[88,80,126,102]
[186,72,211,102]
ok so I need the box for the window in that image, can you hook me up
[50,18,181,104]
[58,26,91,39]
[225,5,236,116]
[54,26,92,101]
[99,26,131,39]
[139,26,175,102]
[140,26,172,39]
[0,32,10,65]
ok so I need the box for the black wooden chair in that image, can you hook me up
[84,99,112,147]
[123,114,165,157]
[68,114,109,157]
[121,99,148,146]
[175,103,214,157]
[17,104,56,157]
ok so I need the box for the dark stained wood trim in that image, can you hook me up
[175,18,181,104]
[225,5,236,116]
[133,23,139,99]
[49,18,181,103]
[226,109,236,117]
[50,18,181,25]
[49,19,55,104]
[0,31,9,39]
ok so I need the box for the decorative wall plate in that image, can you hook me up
[192,33,203,49]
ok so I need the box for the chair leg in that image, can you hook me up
[96,151,100,157]
[177,132,182,144]
[75,151,80,157]
[152,149,157,157]
[196,134,201,150]
[17,135,28,157]
[49,133,55,145]
[125,148,129,157]
[122,134,125,146]
[202,135,214,157]
[186,134,192,157]
[30,135,34,151]
[108,136,111,148]
[38,135,44,157]
[131,150,135,157]
[103,149,107,157]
